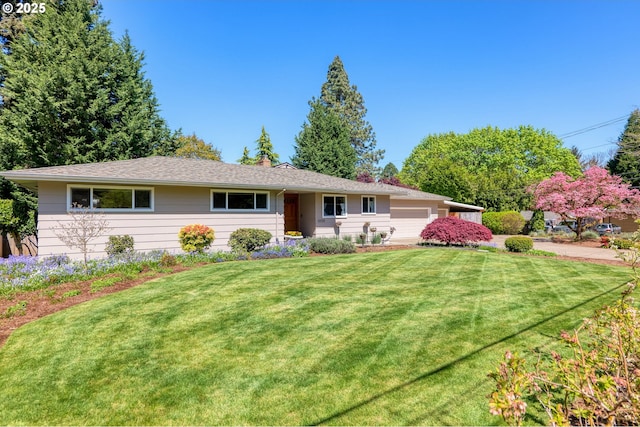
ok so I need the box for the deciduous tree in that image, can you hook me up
[531,166,640,239]
[400,126,581,211]
[174,133,221,161]
[54,206,109,264]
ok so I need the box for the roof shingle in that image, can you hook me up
[0,156,447,200]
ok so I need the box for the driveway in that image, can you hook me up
[389,235,626,263]
[489,235,623,262]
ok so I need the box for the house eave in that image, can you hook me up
[444,200,485,212]
[0,174,400,196]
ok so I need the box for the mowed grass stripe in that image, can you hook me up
[0,249,630,425]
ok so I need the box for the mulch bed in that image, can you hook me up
[0,243,630,348]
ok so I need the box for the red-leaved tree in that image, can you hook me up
[531,166,640,239]
[420,217,493,245]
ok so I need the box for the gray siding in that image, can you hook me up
[37,181,282,259]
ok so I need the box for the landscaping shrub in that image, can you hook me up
[160,252,177,267]
[307,237,356,254]
[580,230,599,241]
[178,224,215,253]
[504,236,533,252]
[501,212,526,235]
[105,235,135,256]
[228,228,272,253]
[612,237,634,250]
[488,284,640,426]
[482,212,504,234]
[483,211,526,235]
[420,217,493,245]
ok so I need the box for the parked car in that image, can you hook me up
[551,225,573,234]
[593,223,622,235]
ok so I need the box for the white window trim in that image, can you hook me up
[210,189,270,212]
[67,184,154,212]
[322,194,348,219]
[361,195,377,215]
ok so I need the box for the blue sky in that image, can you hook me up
[100,1,640,168]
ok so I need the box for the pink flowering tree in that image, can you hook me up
[531,167,640,239]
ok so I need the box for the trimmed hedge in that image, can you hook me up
[482,211,526,235]
[306,237,356,254]
[504,236,533,252]
[228,228,272,253]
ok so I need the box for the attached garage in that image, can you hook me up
[388,186,485,241]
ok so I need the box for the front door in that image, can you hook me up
[284,194,299,232]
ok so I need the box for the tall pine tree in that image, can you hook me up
[608,109,640,186]
[254,126,279,164]
[237,146,253,165]
[320,56,384,175]
[0,0,176,170]
[292,100,356,179]
[0,0,177,247]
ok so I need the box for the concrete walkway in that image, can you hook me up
[389,235,624,262]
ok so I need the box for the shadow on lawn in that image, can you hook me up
[309,281,629,426]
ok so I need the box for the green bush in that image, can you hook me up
[612,238,634,250]
[482,211,526,235]
[580,230,599,241]
[482,212,504,234]
[504,236,533,252]
[307,237,356,254]
[105,235,135,256]
[228,228,272,253]
[501,212,526,234]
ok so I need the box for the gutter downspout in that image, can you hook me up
[275,189,286,244]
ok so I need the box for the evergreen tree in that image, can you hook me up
[381,162,399,179]
[0,0,176,170]
[608,109,640,186]
[237,146,253,165]
[0,0,177,246]
[254,126,279,164]
[174,133,221,160]
[319,56,384,175]
[292,100,356,180]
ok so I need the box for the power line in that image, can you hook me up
[559,114,628,139]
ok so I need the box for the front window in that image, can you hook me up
[362,196,376,214]
[68,186,153,211]
[211,190,270,211]
[323,195,347,218]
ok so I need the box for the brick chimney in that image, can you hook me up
[256,155,271,167]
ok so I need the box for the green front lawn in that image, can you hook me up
[0,249,631,425]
